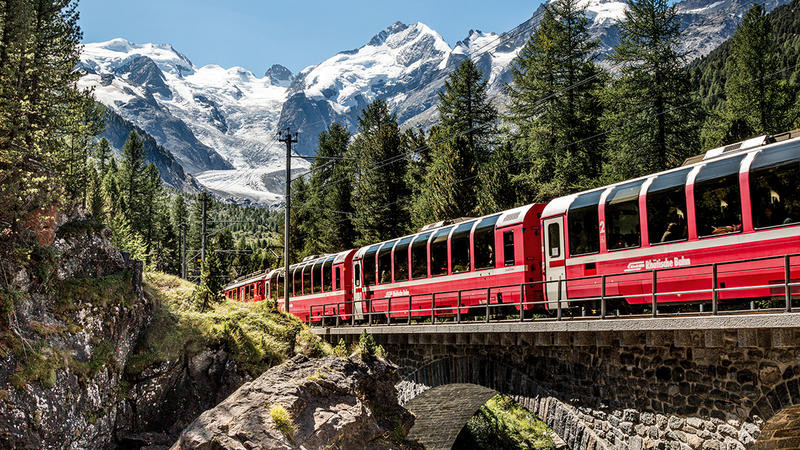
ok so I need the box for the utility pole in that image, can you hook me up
[278,127,298,313]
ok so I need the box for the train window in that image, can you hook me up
[647,169,689,245]
[354,264,361,288]
[695,156,744,237]
[335,267,341,290]
[450,221,474,273]
[393,236,413,282]
[568,191,602,256]
[363,245,379,286]
[548,223,560,257]
[503,230,515,266]
[430,227,453,276]
[750,143,800,229]
[312,261,323,293]
[378,241,396,284]
[411,232,433,279]
[293,268,300,296]
[606,181,644,251]
[277,273,283,299]
[323,258,334,291]
[474,215,500,270]
[303,266,312,295]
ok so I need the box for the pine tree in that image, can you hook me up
[412,60,497,225]
[307,123,355,253]
[172,195,189,274]
[702,4,787,146]
[349,100,410,245]
[95,137,112,174]
[141,163,162,261]
[0,0,91,261]
[118,131,147,229]
[603,0,700,181]
[476,140,525,214]
[506,0,606,200]
[88,167,105,222]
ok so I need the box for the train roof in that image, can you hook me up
[354,203,539,259]
[225,271,268,290]
[266,249,356,277]
[541,130,800,218]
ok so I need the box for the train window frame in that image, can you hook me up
[292,268,301,296]
[312,260,323,293]
[335,267,341,290]
[430,226,453,277]
[354,263,361,288]
[363,245,380,287]
[411,232,433,280]
[647,169,690,246]
[568,190,602,256]
[547,223,561,258]
[503,230,515,266]
[393,236,413,282]
[323,258,334,292]
[277,273,284,299]
[694,156,745,239]
[474,215,501,270]
[450,221,475,274]
[606,180,644,251]
[302,265,312,295]
[378,241,397,284]
[750,143,800,230]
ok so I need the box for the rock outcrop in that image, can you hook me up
[0,219,149,448]
[173,355,418,449]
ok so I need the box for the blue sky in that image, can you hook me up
[78,0,542,75]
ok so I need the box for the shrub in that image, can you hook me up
[332,339,348,358]
[270,404,296,442]
[358,330,376,357]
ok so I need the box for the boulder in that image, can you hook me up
[172,355,417,449]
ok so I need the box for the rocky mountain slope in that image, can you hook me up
[80,0,790,205]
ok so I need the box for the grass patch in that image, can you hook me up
[456,394,556,449]
[128,272,330,378]
[270,404,296,442]
[56,271,134,317]
[55,220,105,239]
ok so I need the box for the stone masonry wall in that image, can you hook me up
[329,327,800,449]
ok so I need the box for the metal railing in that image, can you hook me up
[301,253,800,328]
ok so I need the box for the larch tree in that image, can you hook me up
[412,60,497,226]
[349,100,410,245]
[602,0,700,181]
[506,0,606,201]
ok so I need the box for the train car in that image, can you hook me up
[350,204,547,321]
[275,250,357,322]
[223,271,267,303]
[540,131,800,309]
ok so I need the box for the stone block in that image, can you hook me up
[535,333,552,346]
[555,332,571,346]
[771,329,795,348]
[575,332,594,347]
[704,330,723,348]
[596,332,614,347]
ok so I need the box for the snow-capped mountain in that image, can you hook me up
[80,0,790,205]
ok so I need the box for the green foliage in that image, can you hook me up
[56,272,134,318]
[129,272,324,377]
[270,404,296,441]
[357,330,385,358]
[332,339,348,358]
[411,60,498,226]
[602,0,700,181]
[349,100,411,245]
[456,394,556,449]
[506,0,606,201]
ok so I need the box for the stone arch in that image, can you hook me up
[751,377,800,449]
[396,356,604,450]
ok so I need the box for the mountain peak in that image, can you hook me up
[368,21,410,47]
[265,64,293,85]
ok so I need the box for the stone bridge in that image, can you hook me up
[315,314,800,449]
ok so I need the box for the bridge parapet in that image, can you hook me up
[316,314,800,449]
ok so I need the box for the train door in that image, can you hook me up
[352,260,364,320]
[543,216,567,309]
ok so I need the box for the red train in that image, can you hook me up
[223,130,800,322]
